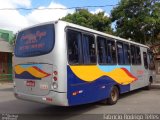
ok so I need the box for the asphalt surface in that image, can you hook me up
[0,83,159,120]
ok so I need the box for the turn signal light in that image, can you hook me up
[53,71,58,75]
[53,77,57,81]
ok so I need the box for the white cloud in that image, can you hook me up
[0,1,110,33]
[0,1,72,33]
[0,10,29,32]
[0,0,30,32]
[26,2,72,25]
[91,8,110,17]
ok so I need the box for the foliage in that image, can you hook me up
[9,34,16,45]
[111,0,160,44]
[61,9,113,34]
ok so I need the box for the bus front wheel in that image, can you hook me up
[145,81,152,90]
[107,86,119,105]
[145,77,153,90]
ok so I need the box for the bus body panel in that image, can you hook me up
[130,47,156,90]
[13,21,69,106]
[14,63,53,96]
[67,65,130,106]
[54,21,68,93]
[130,47,147,90]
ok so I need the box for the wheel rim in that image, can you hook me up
[111,89,118,102]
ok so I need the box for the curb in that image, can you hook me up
[0,82,13,85]
[0,82,13,89]
[151,83,160,89]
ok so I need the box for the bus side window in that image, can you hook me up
[143,52,148,69]
[124,44,131,64]
[82,34,96,64]
[97,37,107,64]
[106,40,116,64]
[136,46,141,65]
[131,45,136,65]
[67,30,82,64]
[117,42,125,65]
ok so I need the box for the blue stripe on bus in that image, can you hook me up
[67,66,130,106]
[15,71,41,80]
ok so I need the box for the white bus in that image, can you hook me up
[13,20,155,106]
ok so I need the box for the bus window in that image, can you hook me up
[67,30,82,64]
[106,40,116,64]
[143,52,148,69]
[124,44,131,64]
[136,46,141,64]
[97,37,107,64]
[131,45,136,65]
[82,34,96,64]
[117,42,124,65]
[15,24,55,57]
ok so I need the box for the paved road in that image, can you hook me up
[0,85,160,120]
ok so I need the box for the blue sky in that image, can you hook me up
[57,0,119,12]
[51,0,118,11]
[0,0,119,32]
[21,0,119,15]
[32,0,119,10]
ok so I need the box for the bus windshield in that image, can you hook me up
[15,24,55,57]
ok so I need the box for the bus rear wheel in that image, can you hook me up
[107,86,119,105]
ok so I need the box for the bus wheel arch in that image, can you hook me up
[101,85,120,105]
[145,76,153,90]
[149,76,153,83]
[107,85,119,105]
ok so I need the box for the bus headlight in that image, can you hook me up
[52,82,58,89]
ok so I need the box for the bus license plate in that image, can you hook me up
[26,81,35,87]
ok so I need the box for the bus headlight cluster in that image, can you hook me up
[52,70,58,89]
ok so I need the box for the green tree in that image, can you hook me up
[61,9,113,34]
[9,34,16,45]
[111,0,160,44]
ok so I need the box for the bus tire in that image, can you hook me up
[145,81,152,90]
[107,86,119,105]
[145,77,153,90]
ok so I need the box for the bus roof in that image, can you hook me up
[17,20,149,48]
[60,20,149,48]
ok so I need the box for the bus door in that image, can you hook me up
[147,50,155,82]
[143,50,149,86]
